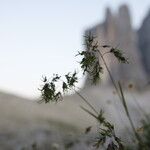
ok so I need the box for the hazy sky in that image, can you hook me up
[0,0,149,98]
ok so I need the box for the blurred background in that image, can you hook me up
[0,0,149,98]
[0,0,150,149]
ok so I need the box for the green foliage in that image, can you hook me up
[81,106,124,149]
[77,33,128,85]
[39,75,62,103]
[141,120,150,149]
[39,72,78,103]
[110,48,129,63]
[39,33,150,150]
[77,34,103,84]
[65,71,78,88]
[40,33,128,104]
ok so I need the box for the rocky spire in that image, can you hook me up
[114,4,147,87]
[84,4,148,88]
[105,7,113,24]
[118,5,131,28]
[104,7,117,43]
[138,9,150,79]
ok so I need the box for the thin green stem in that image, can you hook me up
[102,51,110,56]
[98,51,120,97]
[118,82,144,148]
[75,90,99,115]
[98,50,144,147]
[80,106,98,120]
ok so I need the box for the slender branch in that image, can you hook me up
[102,51,110,56]
[80,106,98,120]
[74,89,98,115]
[118,82,144,148]
[98,51,120,97]
[98,49,144,147]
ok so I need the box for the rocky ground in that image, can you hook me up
[0,86,149,150]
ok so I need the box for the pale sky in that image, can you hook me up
[0,0,149,98]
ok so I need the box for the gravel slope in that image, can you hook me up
[0,87,149,149]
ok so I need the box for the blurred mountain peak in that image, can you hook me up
[84,4,149,89]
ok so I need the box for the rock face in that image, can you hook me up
[84,5,149,88]
[138,10,150,79]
